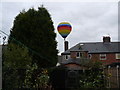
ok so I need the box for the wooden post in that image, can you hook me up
[108,66,111,88]
[117,65,119,88]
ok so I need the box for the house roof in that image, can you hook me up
[61,58,90,66]
[61,42,120,55]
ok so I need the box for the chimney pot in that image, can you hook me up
[103,36,111,43]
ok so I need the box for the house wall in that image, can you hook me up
[65,64,82,70]
[84,52,88,58]
[62,52,120,65]
[61,55,70,61]
[64,63,88,70]
[91,53,120,65]
[62,52,88,61]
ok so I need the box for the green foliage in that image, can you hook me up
[24,64,50,88]
[87,60,103,69]
[2,43,32,89]
[24,63,38,88]
[36,69,49,88]
[3,44,32,69]
[8,6,58,68]
[79,69,104,88]
[3,6,58,89]
[79,61,104,88]
[3,44,50,89]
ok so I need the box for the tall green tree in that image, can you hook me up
[8,6,58,68]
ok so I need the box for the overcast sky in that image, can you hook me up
[0,0,119,54]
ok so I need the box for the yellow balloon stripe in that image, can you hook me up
[59,22,70,25]
[58,29,70,34]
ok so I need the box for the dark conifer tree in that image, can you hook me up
[9,6,58,68]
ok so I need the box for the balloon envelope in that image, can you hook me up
[57,22,72,38]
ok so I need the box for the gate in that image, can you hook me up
[66,70,79,89]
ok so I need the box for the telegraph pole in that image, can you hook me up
[0,33,2,90]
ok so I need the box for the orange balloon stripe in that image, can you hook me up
[58,29,71,34]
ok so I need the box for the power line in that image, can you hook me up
[0,30,51,63]
[0,30,9,37]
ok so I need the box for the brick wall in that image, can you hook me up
[91,53,120,65]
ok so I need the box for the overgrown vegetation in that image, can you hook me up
[49,61,105,89]
[79,61,104,88]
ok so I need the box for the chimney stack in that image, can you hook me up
[64,41,68,51]
[103,36,111,43]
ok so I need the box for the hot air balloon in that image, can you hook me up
[57,22,72,40]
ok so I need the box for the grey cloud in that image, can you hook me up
[1,2,118,54]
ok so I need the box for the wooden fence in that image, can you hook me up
[104,64,120,88]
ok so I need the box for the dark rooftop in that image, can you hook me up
[61,58,90,66]
[62,42,120,55]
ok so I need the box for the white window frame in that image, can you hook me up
[76,52,80,58]
[100,54,106,60]
[116,53,120,59]
[88,54,92,59]
[76,52,83,58]
[65,55,68,60]
[65,55,70,60]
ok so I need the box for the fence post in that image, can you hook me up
[116,65,119,88]
[108,66,111,88]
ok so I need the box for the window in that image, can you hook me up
[65,55,70,60]
[77,52,83,58]
[116,53,120,59]
[77,52,80,57]
[88,54,92,59]
[65,55,68,60]
[80,53,83,57]
[100,54,106,60]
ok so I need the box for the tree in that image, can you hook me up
[8,6,58,68]
[3,44,31,69]
[2,43,32,89]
